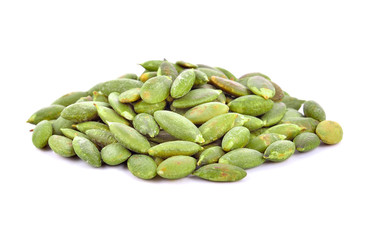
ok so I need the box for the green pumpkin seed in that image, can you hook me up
[281,108,303,121]
[32,120,53,149]
[221,126,250,152]
[157,156,196,179]
[171,88,222,108]
[90,79,143,96]
[95,104,130,125]
[219,148,265,169]
[199,113,238,145]
[303,100,326,122]
[270,81,284,102]
[263,140,295,162]
[72,136,101,167]
[281,117,319,133]
[118,88,141,103]
[247,76,276,99]
[170,69,196,98]
[246,133,287,153]
[127,155,157,180]
[139,71,157,82]
[176,60,198,69]
[52,91,89,107]
[140,60,164,71]
[210,76,251,97]
[293,132,320,152]
[214,67,237,81]
[184,102,229,124]
[48,135,75,157]
[197,146,225,167]
[265,123,302,140]
[109,122,151,154]
[281,95,305,110]
[242,115,264,131]
[193,163,247,182]
[134,100,166,115]
[261,102,287,127]
[60,128,89,140]
[140,76,172,104]
[52,116,74,135]
[154,110,204,143]
[75,121,109,133]
[118,73,138,80]
[27,105,65,124]
[228,95,274,116]
[316,120,343,145]
[238,72,271,82]
[60,102,108,123]
[197,67,227,79]
[76,95,93,103]
[157,61,178,80]
[148,141,203,158]
[92,91,108,103]
[108,92,136,120]
[85,129,117,147]
[101,143,131,166]
[133,113,160,138]
[193,69,209,86]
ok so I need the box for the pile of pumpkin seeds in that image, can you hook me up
[28,60,343,182]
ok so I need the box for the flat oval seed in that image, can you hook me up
[109,122,151,154]
[303,100,326,122]
[60,102,101,123]
[156,156,196,179]
[281,117,319,133]
[140,60,164,71]
[76,95,93,103]
[154,110,204,143]
[261,102,287,127]
[95,104,130,126]
[85,129,117,147]
[94,79,143,96]
[75,121,109,133]
[316,120,343,145]
[210,76,251,97]
[27,105,65,124]
[133,113,160,138]
[72,136,101,167]
[139,71,157,82]
[199,113,238,145]
[32,120,53,149]
[197,67,228,79]
[48,135,75,157]
[126,155,157,180]
[193,70,209,86]
[228,95,274,116]
[221,126,250,152]
[293,132,320,152]
[52,116,74,135]
[281,95,305,110]
[148,141,203,158]
[184,102,229,124]
[242,115,264,131]
[52,91,89,107]
[214,67,237,80]
[92,91,108,103]
[171,88,222,108]
[246,133,287,153]
[134,100,166,115]
[281,108,303,121]
[238,72,271,82]
[247,76,276,99]
[265,123,303,140]
[140,76,172,104]
[157,61,178,80]
[170,69,196,98]
[219,148,265,169]
[176,60,198,69]
[264,140,295,162]
[108,92,136,120]
[193,163,247,182]
[118,73,138,80]
[118,88,141,103]
[60,128,89,140]
[101,143,131,166]
[197,146,225,167]
[270,81,284,102]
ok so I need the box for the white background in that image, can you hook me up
[1,1,366,239]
